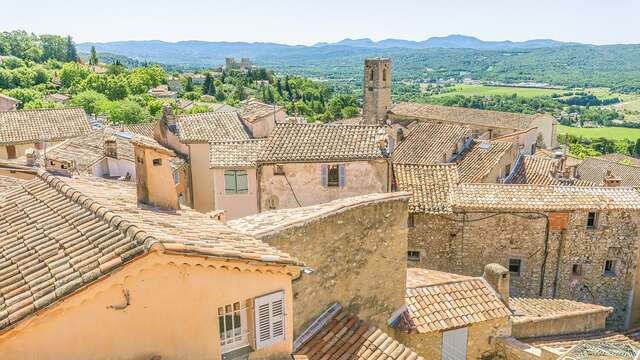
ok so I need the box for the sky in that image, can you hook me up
[1,0,639,45]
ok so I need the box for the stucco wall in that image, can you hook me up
[409,210,640,329]
[0,252,296,360]
[105,157,137,181]
[259,160,389,211]
[395,317,511,360]
[0,142,58,160]
[189,142,214,212]
[213,168,258,219]
[259,197,408,336]
[530,115,556,149]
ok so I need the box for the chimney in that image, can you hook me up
[161,104,176,131]
[132,139,180,210]
[25,148,38,167]
[603,169,622,187]
[482,263,510,307]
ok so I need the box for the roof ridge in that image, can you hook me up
[585,156,640,169]
[176,110,238,119]
[0,106,83,113]
[460,182,636,191]
[407,275,481,289]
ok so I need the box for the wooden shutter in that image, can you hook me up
[338,164,346,188]
[320,165,328,187]
[224,170,237,193]
[236,171,249,193]
[254,291,285,350]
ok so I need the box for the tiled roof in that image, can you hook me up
[598,153,640,167]
[0,108,91,145]
[238,99,284,123]
[0,175,24,192]
[124,122,156,138]
[176,111,250,143]
[525,328,640,356]
[453,183,640,211]
[228,192,410,238]
[392,122,471,165]
[0,94,19,103]
[209,139,266,168]
[0,172,301,331]
[510,297,613,325]
[505,155,594,186]
[535,148,583,167]
[259,123,386,163]
[295,303,424,360]
[457,140,513,183]
[400,268,511,333]
[393,164,458,214]
[389,102,552,130]
[577,157,640,187]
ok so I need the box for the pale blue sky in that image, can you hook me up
[2,0,638,45]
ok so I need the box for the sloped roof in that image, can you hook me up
[0,171,301,332]
[577,157,640,187]
[0,108,91,145]
[393,163,458,214]
[598,153,640,167]
[510,297,613,325]
[209,139,266,168]
[175,111,250,143]
[0,94,19,104]
[392,122,471,165]
[124,122,156,138]
[525,327,640,356]
[453,183,640,211]
[505,155,594,186]
[0,175,24,192]
[238,99,284,123]
[228,192,410,238]
[399,268,511,333]
[260,123,386,163]
[389,102,553,130]
[295,303,424,360]
[457,140,513,183]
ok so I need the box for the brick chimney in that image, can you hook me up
[603,169,622,187]
[132,139,180,210]
[483,263,510,307]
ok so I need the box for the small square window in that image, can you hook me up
[504,164,511,176]
[153,159,162,166]
[274,164,285,175]
[604,260,616,276]
[572,264,582,276]
[508,258,522,276]
[407,251,420,262]
[587,212,598,229]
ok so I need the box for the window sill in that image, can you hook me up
[603,272,617,278]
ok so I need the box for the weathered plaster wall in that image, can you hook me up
[259,198,408,336]
[213,168,258,219]
[259,160,389,211]
[0,252,296,360]
[0,142,58,160]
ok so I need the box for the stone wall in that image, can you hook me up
[258,197,408,336]
[409,209,640,329]
[512,310,610,338]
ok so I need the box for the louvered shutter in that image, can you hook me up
[236,171,249,193]
[254,291,285,350]
[338,164,346,188]
[224,170,237,193]
[320,165,328,187]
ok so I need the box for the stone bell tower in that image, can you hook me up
[362,58,391,125]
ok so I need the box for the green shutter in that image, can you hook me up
[236,171,249,194]
[224,170,237,193]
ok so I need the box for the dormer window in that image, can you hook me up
[104,140,118,158]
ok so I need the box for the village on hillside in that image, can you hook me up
[1,57,640,360]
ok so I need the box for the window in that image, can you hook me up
[504,164,511,177]
[383,69,387,82]
[407,251,420,262]
[572,264,582,276]
[136,156,144,164]
[321,164,345,188]
[273,164,285,176]
[587,212,598,229]
[152,158,162,166]
[225,170,249,194]
[508,258,522,276]
[530,143,537,154]
[604,260,616,276]
[219,301,248,353]
[370,69,374,81]
[254,291,286,350]
[327,165,339,187]
[6,145,16,160]
[407,213,415,228]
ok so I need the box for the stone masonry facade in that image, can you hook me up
[408,209,640,329]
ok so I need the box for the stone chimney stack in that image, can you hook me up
[132,139,180,210]
[603,169,622,187]
[483,263,510,307]
[161,104,176,131]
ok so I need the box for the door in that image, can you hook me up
[442,327,468,360]
[6,145,16,160]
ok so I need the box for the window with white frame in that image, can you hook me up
[224,170,249,194]
[254,291,286,350]
[218,301,249,353]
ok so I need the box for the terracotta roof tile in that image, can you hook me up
[0,171,301,332]
[295,304,424,360]
[577,157,640,187]
[400,268,511,333]
[389,102,553,131]
[238,99,285,123]
[510,297,613,325]
[0,176,24,193]
[393,164,458,214]
[260,123,386,163]
[123,122,156,138]
[457,140,513,183]
[175,111,250,143]
[209,139,266,168]
[0,108,91,145]
[598,153,640,167]
[392,122,471,165]
[505,155,594,186]
[525,327,640,356]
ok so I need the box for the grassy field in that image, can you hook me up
[433,84,563,98]
[557,124,640,141]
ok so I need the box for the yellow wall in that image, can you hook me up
[189,142,215,212]
[0,252,297,360]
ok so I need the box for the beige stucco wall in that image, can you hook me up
[0,142,58,160]
[213,168,258,219]
[244,110,285,138]
[530,115,557,149]
[259,160,390,211]
[134,145,180,209]
[395,317,511,360]
[258,197,408,336]
[0,252,297,360]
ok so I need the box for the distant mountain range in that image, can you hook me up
[313,35,579,49]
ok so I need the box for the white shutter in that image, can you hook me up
[442,327,468,360]
[338,164,346,188]
[320,165,328,187]
[254,291,286,350]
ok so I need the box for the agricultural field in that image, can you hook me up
[432,84,564,98]
[557,124,640,141]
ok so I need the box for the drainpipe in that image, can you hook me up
[256,164,262,213]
